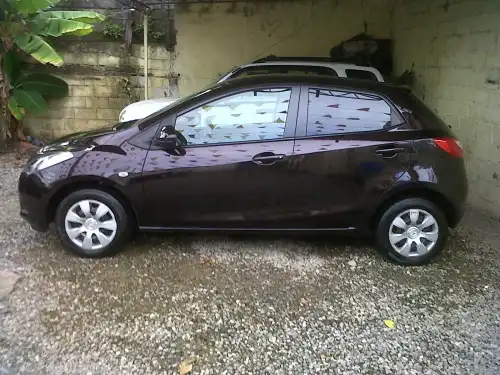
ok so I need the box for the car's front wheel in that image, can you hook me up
[55,189,131,257]
[376,198,448,266]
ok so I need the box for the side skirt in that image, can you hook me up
[139,226,357,233]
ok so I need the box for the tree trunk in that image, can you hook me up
[0,54,11,149]
[0,53,11,149]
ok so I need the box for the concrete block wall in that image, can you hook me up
[25,76,128,140]
[24,43,176,139]
[393,0,500,216]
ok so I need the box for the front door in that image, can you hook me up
[140,86,300,229]
[288,86,412,229]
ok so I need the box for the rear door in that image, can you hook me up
[289,85,412,229]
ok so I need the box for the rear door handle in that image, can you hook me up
[252,153,286,165]
[375,147,405,158]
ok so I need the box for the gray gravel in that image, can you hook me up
[0,153,499,375]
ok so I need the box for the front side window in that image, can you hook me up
[306,88,392,136]
[175,88,291,145]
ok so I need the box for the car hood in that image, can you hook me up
[119,98,179,122]
[38,126,118,154]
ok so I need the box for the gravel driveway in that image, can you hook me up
[0,153,499,375]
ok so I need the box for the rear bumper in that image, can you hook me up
[18,172,50,232]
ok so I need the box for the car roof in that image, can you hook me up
[244,61,379,70]
[212,74,411,97]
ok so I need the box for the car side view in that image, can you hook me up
[19,75,467,265]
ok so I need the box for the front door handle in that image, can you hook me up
[375,147,405,158]
[252,153,286,165]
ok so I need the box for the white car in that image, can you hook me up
[119,57,385,123]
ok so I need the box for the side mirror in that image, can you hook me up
[153,135,177,149]
[153,125,186,156]
[154,125,177,149]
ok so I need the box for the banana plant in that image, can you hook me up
[0,0,105,66]
[0,0,104,138]
[3,50,68,120]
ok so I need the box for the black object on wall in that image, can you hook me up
[330,33,393,77]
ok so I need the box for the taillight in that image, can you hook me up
[433,137,463,158]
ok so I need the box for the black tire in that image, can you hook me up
[55,189,131,258]
[376,198,448,266]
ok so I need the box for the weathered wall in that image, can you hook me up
[26,0,393,139]
[174,0,393,94]
[393,0,500,216]
[24,42,176,139]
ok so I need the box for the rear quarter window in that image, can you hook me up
[345,69,379,81]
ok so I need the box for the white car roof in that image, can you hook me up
[243,61,375,69]
[227,61,384,81]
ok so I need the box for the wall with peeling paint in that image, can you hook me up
[173,0,393,94]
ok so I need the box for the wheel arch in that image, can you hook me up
[47,177,138,227]
[371,185,458,231]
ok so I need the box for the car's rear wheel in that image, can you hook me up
[55,189,131,257]
[376,198,448,266]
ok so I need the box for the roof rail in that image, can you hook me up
[252,55,337,64]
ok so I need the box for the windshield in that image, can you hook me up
[137,88,213,130]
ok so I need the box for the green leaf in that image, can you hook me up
[2,51,21,83]
[36,10,106,24]
[14,32,63,66]
[16,0,60,14]
[12,88,47,114]
[29,18,94,37]
[8,97,25,120]
[17,73,69,97]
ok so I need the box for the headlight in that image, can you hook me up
[29,152,74,173]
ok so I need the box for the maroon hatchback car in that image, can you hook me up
[19,75,467,265]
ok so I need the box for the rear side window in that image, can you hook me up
[345,69,378,81]
[231,65,338,79]
[306,88,393,136]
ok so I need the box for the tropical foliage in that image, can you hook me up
[0,0,105,139]
[3,50,68,120]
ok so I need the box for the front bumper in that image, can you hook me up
[18,171,50,232]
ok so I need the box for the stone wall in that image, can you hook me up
[393,0,500,216]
